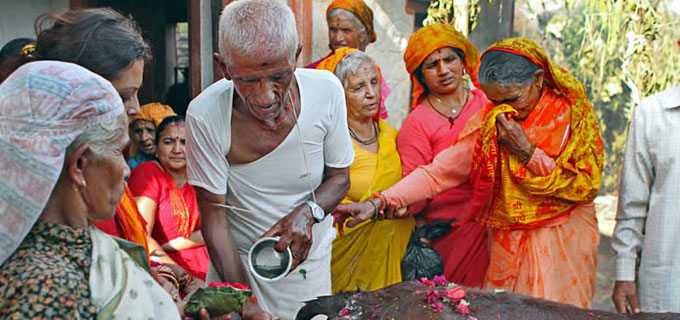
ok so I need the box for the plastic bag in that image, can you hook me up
[401,218,455,281]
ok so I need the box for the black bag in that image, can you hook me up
[400,218,455,281]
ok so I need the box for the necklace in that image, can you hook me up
[252,88,294,130]
[426,89,469,127]
[348,121,378,145]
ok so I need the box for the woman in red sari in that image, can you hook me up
[130,115,209,296]
[396,24,489,287]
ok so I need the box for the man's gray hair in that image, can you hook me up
[218,0,299,66]
[333,50,376,88]
[478,50,542,87]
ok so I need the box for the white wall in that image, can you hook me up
[0,0,69,46]
[311,0,414,128]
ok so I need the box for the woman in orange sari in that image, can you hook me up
[335,38,604,308]
[396,23,489,287]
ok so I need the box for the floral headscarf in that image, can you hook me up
[327,0,377,43]
[0,61,124,264]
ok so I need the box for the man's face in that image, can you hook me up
[131,119,156,155]
[221,52,297,124]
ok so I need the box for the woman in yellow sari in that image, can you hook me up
[320,49,415,293]
[335,38,603,307]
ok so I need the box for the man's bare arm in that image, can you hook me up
[195,186,248,283]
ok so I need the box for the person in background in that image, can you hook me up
[130,115,209,296]
[612,83,680,313]
[33,8,151,252]
[324,49,415,293]
[308,0,389,120]
[0,38,35,83]
[186,0,353,318]
[335,38,604,308]
[127,102,177,170]
[396,23,489,287]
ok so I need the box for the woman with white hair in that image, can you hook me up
[0,61,179,318]
[0,61,257,320]
[329,50,415,293]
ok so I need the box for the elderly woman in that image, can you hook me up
[323,50,415,293]
[396,23,490,287]
[335,38,604,308]
[0,61,179,318]
[127,102,177,170]
[308,0,389,120]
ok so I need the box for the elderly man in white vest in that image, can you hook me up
[185,0,354,318]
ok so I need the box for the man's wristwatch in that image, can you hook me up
[305,200,325,223]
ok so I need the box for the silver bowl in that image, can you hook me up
[247,237,292,282]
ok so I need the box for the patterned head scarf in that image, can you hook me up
[128,102,176,156]
[403,24,480,109]
[327,0,377,43]
[0,61,124,265]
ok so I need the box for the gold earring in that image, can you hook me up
[82,180,87,189]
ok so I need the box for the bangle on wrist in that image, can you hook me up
[522,143,536,165]
[371,192,387,211]
[369,198,379,220]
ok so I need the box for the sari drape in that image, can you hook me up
[472,38,603,307]
[89,226,180,319]
[331,119,415,293]
[470,38,604,230]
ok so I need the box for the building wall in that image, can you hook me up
[311,0,415,128]
[0,0,69,46]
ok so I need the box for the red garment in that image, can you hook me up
[128,161,208,280]
[396,88,489,287]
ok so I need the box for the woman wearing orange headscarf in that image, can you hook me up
[335,38,603,307]
[394,24,490,287]
[308,0,389,120]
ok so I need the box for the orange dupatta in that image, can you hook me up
[403,23,480,109]
[116,184,150,262]
[469,38,604,230]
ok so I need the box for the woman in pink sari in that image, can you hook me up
[130,115,209,296]
[396,24,490,287]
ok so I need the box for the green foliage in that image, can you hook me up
[423,0,492,35]
[427,0,680,194]
[521,0,680,193]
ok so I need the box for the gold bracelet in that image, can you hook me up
[179,272,199,290]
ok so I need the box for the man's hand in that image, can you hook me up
[496,114,533,162]
[261,204,314,271]
[612,280,641,314]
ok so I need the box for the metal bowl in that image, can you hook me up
[247,237,292,282]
